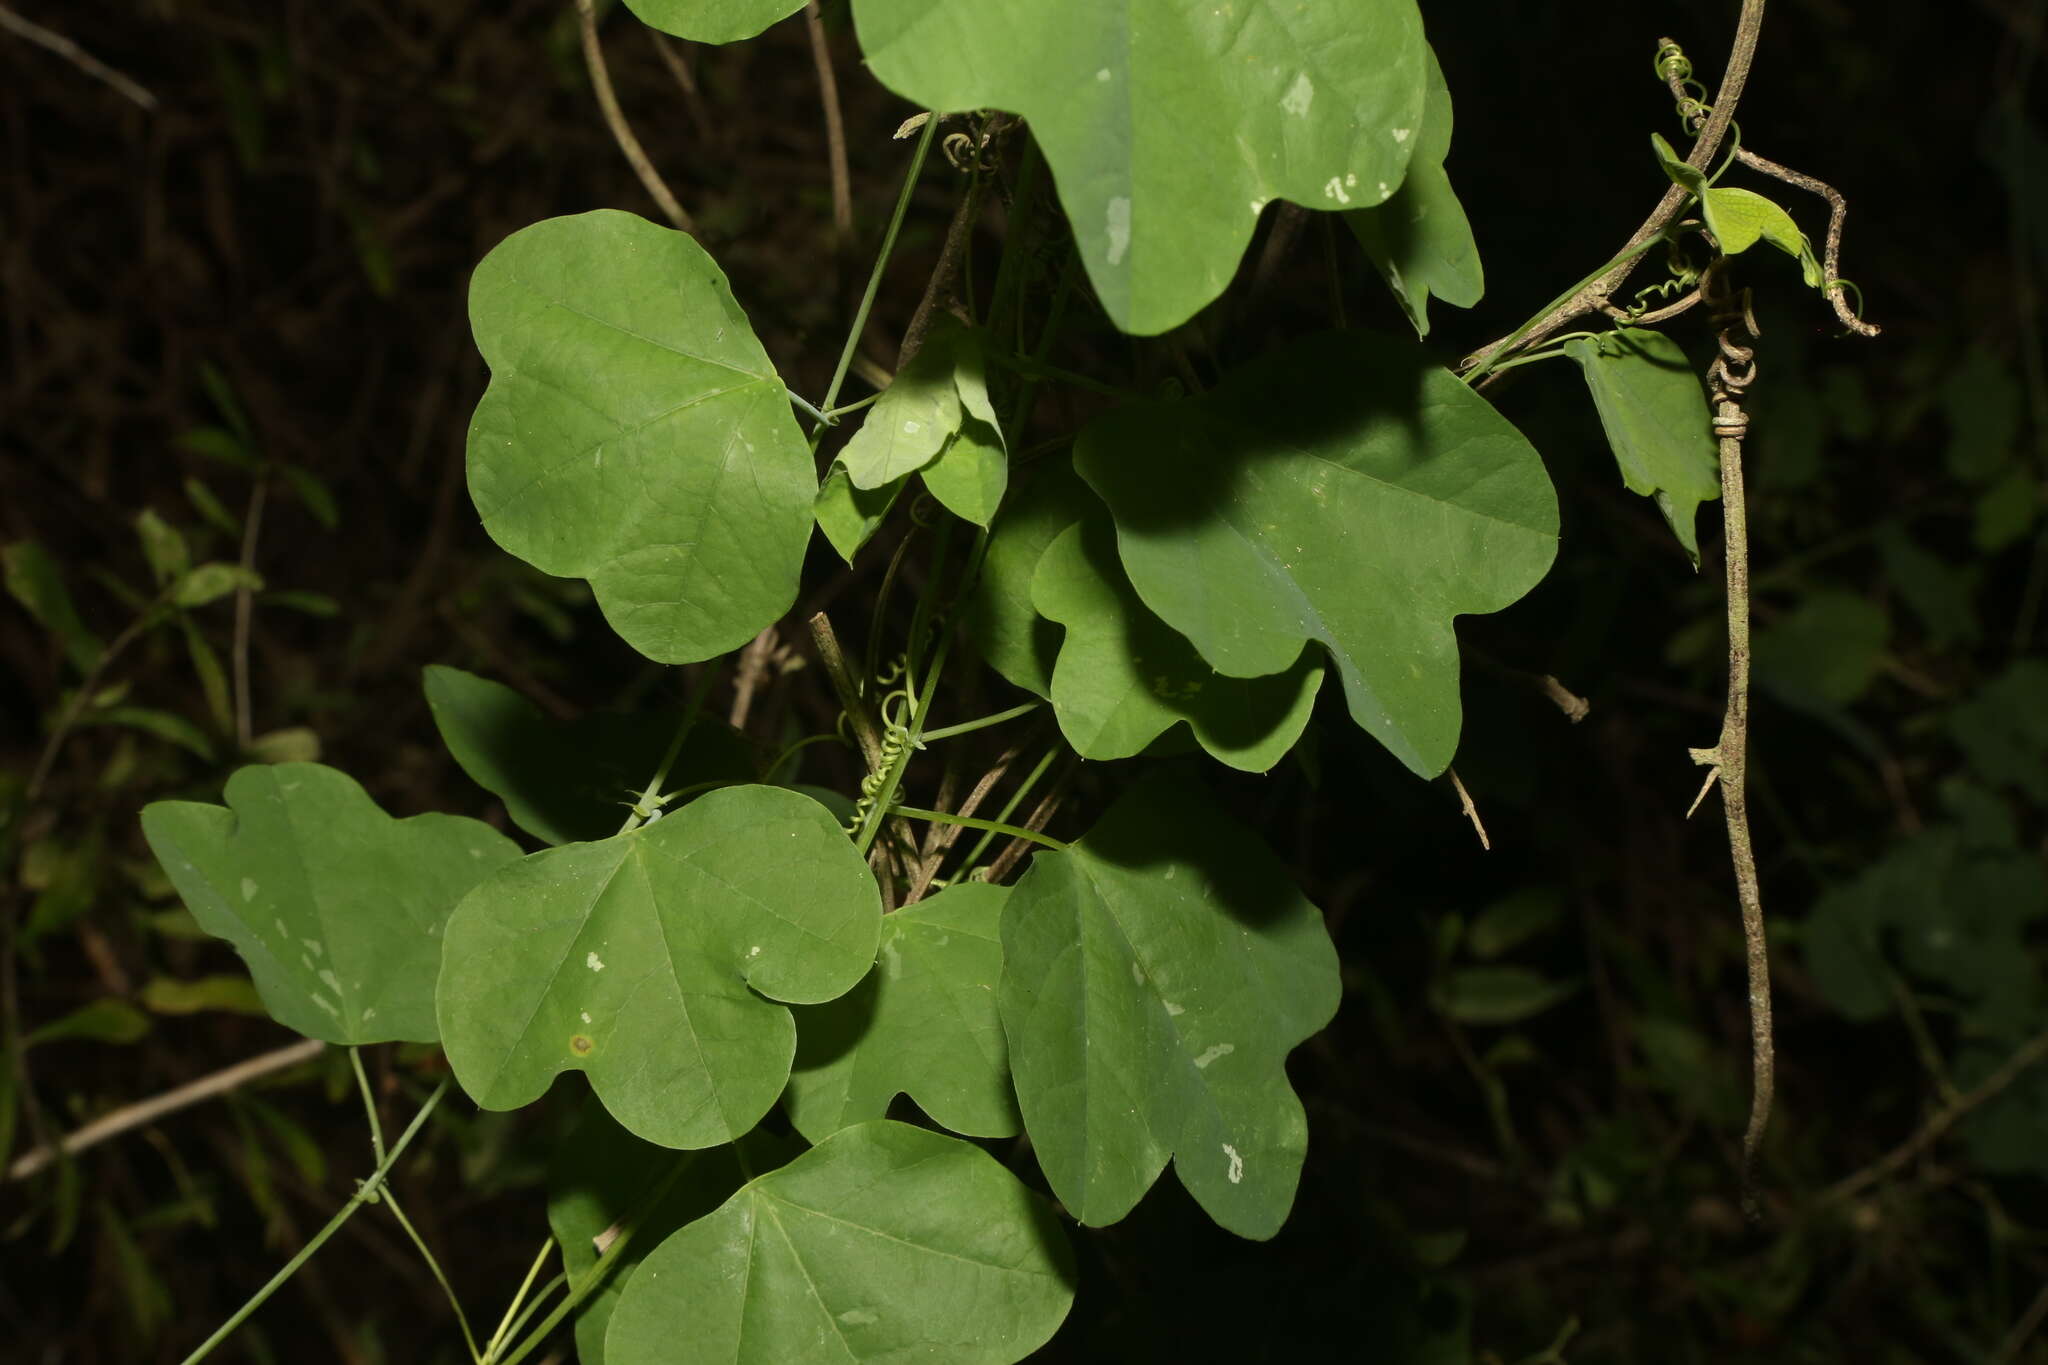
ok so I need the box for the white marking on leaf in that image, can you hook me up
[586,952,605,972]
[1392,127,1411,143]
[240,878,259,901]
[837,1309,878,1326]
[1223,1143,1244,1184]
[1163,1001,1185,1017]
[581,1010,592,1023]
[311,994,340,1017]
[1095,68,1111,82]
[1323,177,1350,204]
[1193,1043,1235,1069]
[1280,73,1313,117]
[1105,197,1132,266]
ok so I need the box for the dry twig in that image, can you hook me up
[0,4,158,111]
[575,0,693,233]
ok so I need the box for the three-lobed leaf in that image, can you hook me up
[852,0,1428,335]
[466,210,814,663]
[606,1121,1074,1364]
[1076,330,1558,778]
[784,882,1020,1143]
[999,774,1341,1239]
[436,785,880,1149]
[1562,327,1722,566]
[141,763,521,1044]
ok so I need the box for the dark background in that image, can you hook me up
[2,0,2043,1360]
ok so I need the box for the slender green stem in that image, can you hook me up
[815,111,939,430]
[764,732,844,784]
[178,1080,449,1365]
[352,1050,480,1362]
[821,391,881,422]
[952,745,1058,879]
[787,390,828,425]
[619,662,725,835]
[920,701,1042,744]
[888,806,1069,850]
[1478,345,1577,376]
[483,1239,557,1362]
[491,1272,566,1362]
[853,638,952,857]
[1462,237,1663,386]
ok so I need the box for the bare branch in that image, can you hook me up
[0,4,158,111]
[575,0,694,234]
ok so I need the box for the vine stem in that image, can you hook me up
[574,0,693,233]
[482,1240,556,1362]
[920,701,1041,743]
[618,661,723,836]
[887,806,1069,851]
[177,1079,450,1365]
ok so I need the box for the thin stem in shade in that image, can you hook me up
[921,701,1042,744]
[817,112,939,427]
[618,662,725,836]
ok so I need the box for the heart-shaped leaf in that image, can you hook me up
[784,882,1020,1143]
[436,785,881,1149]
[961,456,1100,697]
[999,774,1341,1239]
[141,763,521,1044]
[1033,517,1321,771]
[606,1121,1074,1365]
[621,0,803,44]
[1345,46,1481,337]
[1563,328,1721,566]
[467,210,814,663]
[424,665,755,845]
[1076,330,1558,778]
[852,0,1427,335]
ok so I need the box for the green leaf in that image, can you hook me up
[837,323,969,490]
[999,775,1341,1238]
[141,763,522,1044]
[138,974,269,1016]
[961,456,1099,697]
[620,0,803,44]
[424,665,755,845]
[1076,330,1558,778]
[1700,187,1822,285]
[814,464,905,564]
[1562,328,1722,566]
[852,0,1427,335]
[1430,966,1580,1025]
[174,424,257,470]
[82,706,215,762]
[183,475,241,537]
[134,510,192,588]
[1648,131,1707,196]
[436,785,881,1149]
[1344,46,1481,337]
[258,589,341,617]
[4,540,104,673]
[1464,888,1564,960]
[26,998,152,1048]
[920,418,1009,527]
[548,1096,794,1365]
[246,727,322,765]
[172,562,263,608]
[785,882,1020,1143]
[277,464,340,530]
[1032,517,1321,771]
[1754,590,1889,708]
[607,1121,1074,1365]
[467,210,814,663]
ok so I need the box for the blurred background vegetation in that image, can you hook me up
[1,0,2043,1360]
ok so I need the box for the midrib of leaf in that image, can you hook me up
[500,274,770,381]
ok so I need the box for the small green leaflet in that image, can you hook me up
[3,540,103,673]
[1345,45,1482,337]
[1650,133,1824,286]
[1562,327,1722,566]
[423,665,755,845]
[1033,516,1322,771]
[830,319,1008,531]
[814,465,905,563]
[435,786,881,1149]
[1076,330,1558,779]
[547,1096,797,1365]
[852,0,1427,335]
[999,775,1341,1239]
[466,210,814,664]
[140,763,521,1044]
[620,0,803,44]
[606,1121,1074,1365]
[784,882,1021,1143]
[920,416,1008,527]
[961,456,1100,697]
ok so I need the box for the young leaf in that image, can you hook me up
[1649,134,1822,285]
[277,464,340,530]
[4,540,104,673]
[25,998,152,1048]
[852,0,1427,335]
[424,665,755,845]
[1430,966,1580,1025]
[1075,330,1558,779]
[1562,328,1722,566]
[621,0,803,44]
[171,562,263,609]
[814,464,905,563]
[138,974,269,1017]
[548,1096,796,1365]
[1032,517,1322,772]
[81,706,216,762]
[919,417,1009,527]
[784,882,1021,1143]
[961,455,1100,698]
[435,786,882,1149]
[1345,45,1482,337]
[467,210,815,664]
[999,774,1341,1239]
[836,325,966,490]
[606,1121,1074,1365]
[140,763,522,1044]
[133,510,192,588]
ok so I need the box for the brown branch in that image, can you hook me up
[1731,147,1882,337]
[1447,767,1491,850]
[646,31,715,144]
[1461,0,1767,373]
[807,611,883,772]
[727,626,777,731]
[983,759,1074,884]
[6,1038,327,1181]
[0,4,159,111]
[575,0,694,234]
[803,1,853,250]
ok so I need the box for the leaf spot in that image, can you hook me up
[303,939,323,956]
[1105,197,1131,267]
[580,1010,592,1023]
[570,1034,594,1055]
[1322,177,1350,205]
[240,878,259,901]
[1392,127,1411,143]
[586,951,605,972]
[1163,1001,1185,1016]
[1249,197,1269,218]
[837,1309,878,1326]
[1131,960,1146,985]
[1193,1042,1235,1069]
[311,994,340,1017]
[1223,1143,1244,1184]
[1095,68,1111,82]
[1280,72,1313,118]
[748,945,761,957]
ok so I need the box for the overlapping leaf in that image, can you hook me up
[467,210,814,663]
[961,456,1099,696]
[606,1121,1074,1365]
[140,763,520,1044]
[621,0,803,44]
[999,775,1341,1239]
[424,665,755,845]
[1563,327,1721,565]
[852,0,1427,335]
[1032,517,1322,771]
[436,786,881,1149]
[784,882,1020,1143]
[1076,330,1558,778]
[814,465,905,563]
[1651,134,1823,286]
[1345,46,1481,337]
